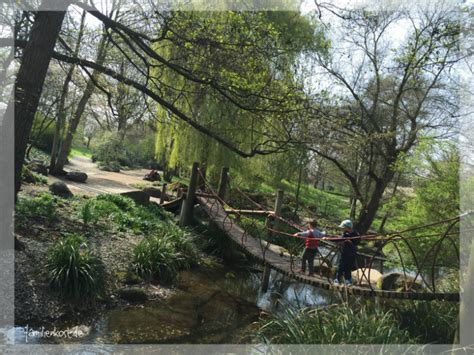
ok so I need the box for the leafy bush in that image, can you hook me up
[132,233,195,284]
[256,301,413,344]
[93,132,126,167]
[46,234,104,302]
[92,132,156,169]
[16,191,57,224]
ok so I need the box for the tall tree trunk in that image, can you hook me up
[355,170,394,234]
[50,10,86,171]
[11,6,68,196]
[50,31,108,175]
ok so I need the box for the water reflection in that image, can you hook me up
[12,263,339,344]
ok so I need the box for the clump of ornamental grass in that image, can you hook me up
[46,234,104,303]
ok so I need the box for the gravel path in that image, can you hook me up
[49,156,157,196]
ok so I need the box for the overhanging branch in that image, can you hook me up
[15,39,286,158]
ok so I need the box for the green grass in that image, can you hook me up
[255,301,413,344]
[69,146,93,159]
[236,179,350,224]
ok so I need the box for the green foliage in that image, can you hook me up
[46,234,104,302]
[122,134,156,168]
[384,142,460,269]
[278,180,349,221]
[32,172,48,185]
[132,232,196,285]
[389,300,458,344]
[153,11,327,186]
[30,112,55,153]
[256,301,413,344]
[69,146,93,159]
[16,191,57,225]
[80,194,174,234]
[92,131,156,169]
[96,194,136,211]
[93,132,126,168]
[21,166,48,185]
[81,198,121,226]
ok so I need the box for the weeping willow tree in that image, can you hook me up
[152,10,327,184]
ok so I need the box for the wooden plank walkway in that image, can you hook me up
[197,196,459,302]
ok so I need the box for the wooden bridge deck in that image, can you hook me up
[197,196,459,302]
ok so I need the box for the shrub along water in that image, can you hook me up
[255,301,413,344]
[132,232,196,285]
[46,234,104,303]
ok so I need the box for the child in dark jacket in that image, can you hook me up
[293,220,325,276]
[333,219,360,286]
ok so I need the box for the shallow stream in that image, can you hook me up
[12,261,338,344]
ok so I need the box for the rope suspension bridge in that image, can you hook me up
[161,162,465,302]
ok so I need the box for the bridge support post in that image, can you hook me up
[159,183,167,204]
[217,167,229,200]
[261,264,271,293]
[179,162,199,227]
[197,162,207,191]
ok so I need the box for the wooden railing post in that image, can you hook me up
[217,167,229,200]
[261,189,284,292]
[197,162,207,191]
[159,183,167,204]
[179,162,199,227]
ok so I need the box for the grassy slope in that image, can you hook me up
[69,146,93,159]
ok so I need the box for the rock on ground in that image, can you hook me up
[117,287,148,302]
[352,268,382,287]
[49,181,73,198]
[120,190,150,206]
[378,272,423,291]
[65,171,88,183]
[143,186,162,198]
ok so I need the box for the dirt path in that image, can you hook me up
[48,156,157,196]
